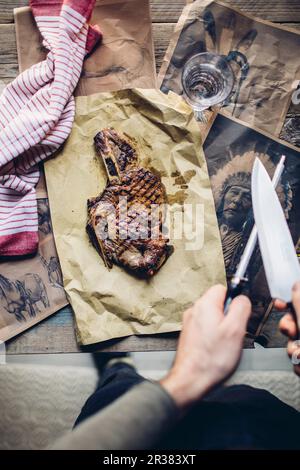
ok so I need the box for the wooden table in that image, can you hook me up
[2,0,300,354]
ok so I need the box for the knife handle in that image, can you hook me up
[287,302,300,340]
[224,279,247,315]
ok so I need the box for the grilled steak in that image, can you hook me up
[87,128,172,277]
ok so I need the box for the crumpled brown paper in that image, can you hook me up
[44,88,225,345]
[158,0,300,137]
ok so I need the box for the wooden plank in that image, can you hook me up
[0,24,18,79]
[150,0,185,23]
[6,305,180,353]
[153,23,175,71]
[0,0,28,24]
[1,0,300,24]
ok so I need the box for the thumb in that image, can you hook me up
[279,313,298,340]
[224,295,252,335]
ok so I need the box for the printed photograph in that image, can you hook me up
[0,199,67,341]
[204,113,300,339]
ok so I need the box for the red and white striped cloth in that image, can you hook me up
[0,0,101,257]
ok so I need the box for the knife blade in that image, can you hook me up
[251,157,300,303]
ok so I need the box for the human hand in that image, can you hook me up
[160,285,251,410]
[277,281,300,377]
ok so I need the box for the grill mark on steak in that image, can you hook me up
[87,128,173,277]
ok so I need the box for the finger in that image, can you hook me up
[293,348,300,365]
[292,281,300,327]
[193,284,227,326]
[287,340,300,359]
[274,299,287,311]
[279,313,298,339]
[293,364,300,377]
[194,284,226,316]
[223,294,252,334]
[288,341,300,376]
[200,284,227,310]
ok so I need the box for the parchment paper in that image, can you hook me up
[0,0,156,343]
[158,0,300,137]
[44,88,226,345]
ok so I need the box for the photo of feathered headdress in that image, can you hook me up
[211,150,292,218]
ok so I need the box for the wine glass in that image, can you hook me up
[181,52,235,122]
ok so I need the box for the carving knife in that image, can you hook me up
[251,157,300,332]
[224,155,285,313]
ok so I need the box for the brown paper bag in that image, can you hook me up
[158,0,300,137]
[14,0,156,95]
[44,89,226,345]
[0,0,156,342]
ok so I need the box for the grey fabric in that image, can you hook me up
[52,381,178,450]
[0,363,299,450]
[0,363,98,450]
